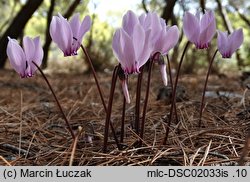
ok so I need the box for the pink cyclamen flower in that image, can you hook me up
[183,10,216,49]
[140,12,179,86]
[217,29,243,58]
[139,12,179,55]
[112,10,151,103]
[7,36,43,78]
[50,13,91,56]
[153,25,179,86]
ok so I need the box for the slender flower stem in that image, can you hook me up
[80,45,120,149]
[135,66,144,134]
[120,96,126,143]
[166,55,178,124]
[80,45,107,112]
[103,65,119,152]
[198,49,218,127]
[32,61,75,139]
[139,56,156,146]
[162,41,190,145]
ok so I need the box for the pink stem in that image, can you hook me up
[166,55,179,123]
[80,45,120,150]
[139,54,157,146]
[135,66,144,134]
[198,49,218,127]
[162,41,190,145]
[33,61,75,139]
[120,96,126,143]
[103,65,119,152]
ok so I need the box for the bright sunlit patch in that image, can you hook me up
[88,0,142,27]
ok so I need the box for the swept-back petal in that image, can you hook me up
[122,10,139,36]
[148,12,163,43]
[6,37,26,76]
[112,29,124,63]
[183,12,200,44]
[31,36,44,73]
[217,30,228,55]
[120,29,136,73]
[200,11,214,30]
[132,24,145,61]
[78,15,91,42]
[229,28,243,54]
[161,25,179,55]
[23,36,35,62]
[138,29,151,68]
[152,28,166,54]
[50,14,72,55]
[69,13,81,39]
[199,11,216,47]
[139,13,146,26]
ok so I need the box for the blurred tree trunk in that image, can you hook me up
[216,0,233,32]
[200,0,206,13]
[161,0,177,24]
[141,0,149,13]
[0,0,44,68]
[42,0,81,68]
[216,0,244,69]
[0,0,19,36]
[237,11,250,26]
[231,4,250,27]
[41,0,56,69]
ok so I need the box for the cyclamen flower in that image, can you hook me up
[183,10,216,49]
[7,36,43,78]
[50,13,91,56]
[139,12,179,86]
[217,29,243,58]
[116,10,151,74]
[112,10,151,103]
[139,12,179,55]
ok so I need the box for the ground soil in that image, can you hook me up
[0,67,249,166]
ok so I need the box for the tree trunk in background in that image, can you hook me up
[200,0,206,14]
[42,0,81,68]
[141,0,149,13]
[0,0,44,68]
[216,0,233,32]
[237,11,250,26]
[161,0,177,24]
[41,0,56,69]
[216,0,244,70]
[0,0,19,35]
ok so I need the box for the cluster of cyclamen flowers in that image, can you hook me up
[7,13,92,140]
[183,10,243,56]
[111,10,244,145]
[113,10,243,98]
[112,10,179,103]
[5,9,244,151]
[7,13,91,78]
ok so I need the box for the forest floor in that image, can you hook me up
[0,67,249,166]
